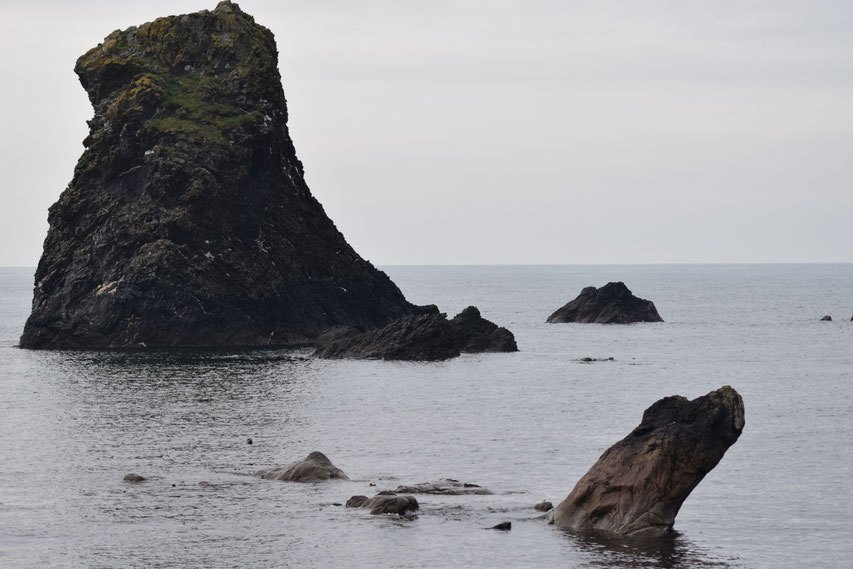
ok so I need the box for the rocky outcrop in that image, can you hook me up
[448,306,518,353]
[546,282,663,324]
[255,451,348,482]
[313,307,517,361]
[394,479,493,495]
[313,312,460,361]
[20,2,417,349]
[547,386,744,536]
[346,493,419,515]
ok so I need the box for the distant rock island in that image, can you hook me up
[20,3,434,349]
[546,282,663,324]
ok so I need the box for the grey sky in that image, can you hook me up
[2,0,851,266]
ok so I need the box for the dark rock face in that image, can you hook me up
[346,493,419,516]
[546,282,663,324]
[313,307,517,361]
[547,386,744,536]
[254,451,348,482]
[20,2,416,349]
[821,315,832,321]
[394,479,493,495]
[448,306,518,353]
[313,313,460,361]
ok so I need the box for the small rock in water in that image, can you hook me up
[346,495,369,508]
[394,479,492,495]
[123,473,146,483]
[246,438,253,445]
[254,451,348,482]
[820,315,832,321]
[533,501,553,512]
[346,493,419,516]
[489,522,512,531]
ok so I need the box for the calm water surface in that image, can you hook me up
[1,264,851,568]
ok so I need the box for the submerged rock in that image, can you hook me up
[313,306,517,361]
[547,386,744,536]
[123,473,146,483]
[394,479,493,495]
[488,521,512,531]
[546,282,663,324]
[255,451,348,482]
[448,306,518,353]
[20,2,417,349]
[346,493,419,516]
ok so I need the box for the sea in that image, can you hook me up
[0,264,851,569]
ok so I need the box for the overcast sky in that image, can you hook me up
[1,0,852,266]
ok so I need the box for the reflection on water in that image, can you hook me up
[559,528,738,568]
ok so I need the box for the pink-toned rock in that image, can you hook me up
[548,386,744,536]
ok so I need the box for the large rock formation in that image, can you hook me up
[313,307,517,361]
[254,451,348,482]
[20,2,418,349]
[547,386,744,536]
[546,282,663,324]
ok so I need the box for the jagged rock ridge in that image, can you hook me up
[313,306,518,361]
[20,2,417,349]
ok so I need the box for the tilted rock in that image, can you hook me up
[313,306,517,361]
[547,386,744,536]
[20,2,416,349]
[546,282,663,324]
[448,306,518,353]
[255,451,348,482]
[394,479,493,495]
[346,493,419,516]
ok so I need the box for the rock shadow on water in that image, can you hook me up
[556,529,740,569]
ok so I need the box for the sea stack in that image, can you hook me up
[547,386,744,536]
[20,2,417,349]
[546,282,663,324]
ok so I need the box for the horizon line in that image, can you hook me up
[3,261,853,270]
